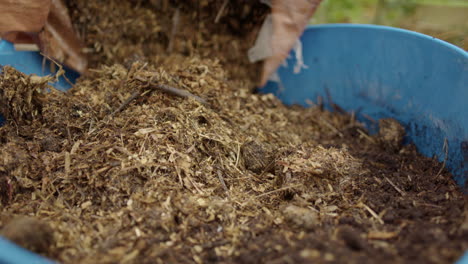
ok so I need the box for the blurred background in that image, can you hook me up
[312,0,468,50]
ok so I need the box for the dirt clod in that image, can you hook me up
[378,118,406,151]
[1,216,54,254]
[283,204,319,230]
[0,67,47,125]
[40,135,62,152]
[242,141,275,174]
[339,225,367,251]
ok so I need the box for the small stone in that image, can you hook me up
[339,225,366,251]
[194,245,203,253]
[300,249,320,259]
[383,210,397,223]
[324,252,335,261]
[40,135,62,152]
[283,205,318,231]
[81,200,92,209]
[241,141,274,174]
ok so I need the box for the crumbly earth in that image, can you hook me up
[0,1,467,264]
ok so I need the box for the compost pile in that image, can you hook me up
[0,1,467,264]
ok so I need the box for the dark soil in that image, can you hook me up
[0,1,466,264]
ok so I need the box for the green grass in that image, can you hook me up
[312,0,467,49]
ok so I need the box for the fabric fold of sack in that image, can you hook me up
[259,0,323,87]
[0,0,87,73]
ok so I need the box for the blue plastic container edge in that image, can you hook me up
[0,40,78,92]
[457,252,468,264]
[311,23,468,54]
[261,23,468,190]
[0,238,55,264]
[261,23,468,262]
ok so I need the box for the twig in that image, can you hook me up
[176,167,184,186]
[64,152,71,177]
[258,158,277,178]
[320,117,344,138]
[215,0,229,23]
[110,91,141,116]
[186,174,203,194]
[158,83,207,104]
[357,129,376,143]
[360,203,384,225]
[350,110,356,125]
[436,138,448,177]
[217,170,230,196]
[66,124,73,145]
[167,8,180,53]
[367,230,399,240]
[14,44,39,51]
[362,114,377,124]
[135,76,207,105]
[235,143,240,167]
[111,77,207,116]
[39,52,73,86]
[384,176,406,196]
[255,185,300,199]
[202,239,229,250]
[415,202,443,209]
[324,87,346,114]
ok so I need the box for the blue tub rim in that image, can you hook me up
[306,23,467,56]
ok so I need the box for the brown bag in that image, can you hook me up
[0,0,51,33]
[0,0,87,73]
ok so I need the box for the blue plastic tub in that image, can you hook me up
[0,40,78,92]
[262,24,468,190]
[1,24,467,263]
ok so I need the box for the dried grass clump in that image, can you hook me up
[275,145,362,197]
[0,66,48,125]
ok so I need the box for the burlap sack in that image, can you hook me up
[0,0,87,73]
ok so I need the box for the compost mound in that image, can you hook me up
[0,1,467,264]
